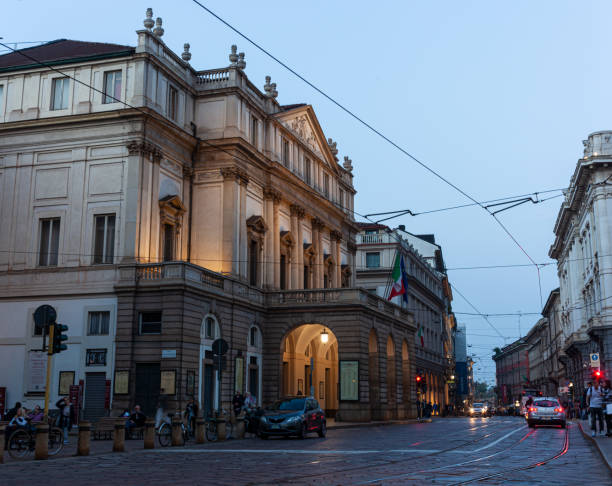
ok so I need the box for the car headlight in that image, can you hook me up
[470,407,474,413]
[285,415,303,425]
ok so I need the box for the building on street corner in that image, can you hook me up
[0,9,418,422]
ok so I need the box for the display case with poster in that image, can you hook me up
[58,371,75,395]
[160,370,176,395]
[339,360,359,401]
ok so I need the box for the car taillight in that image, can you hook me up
[529,407,537,412]
[554,407,563,413]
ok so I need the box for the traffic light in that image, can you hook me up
[593,369,603,380]
[416,374,422,383]
[51,323,69,354]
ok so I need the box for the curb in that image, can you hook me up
[577,420,612,474]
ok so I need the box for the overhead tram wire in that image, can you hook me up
[0,41,533,337]
[190,0,546,308]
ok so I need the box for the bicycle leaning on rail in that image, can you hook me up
[6,420,64,459]
[156,413,188,447]
[204,410,234,442]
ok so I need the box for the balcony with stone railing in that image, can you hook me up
[117,262,412,321]
[195,67,269,110]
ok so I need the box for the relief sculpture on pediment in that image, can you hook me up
[283,115,323,158]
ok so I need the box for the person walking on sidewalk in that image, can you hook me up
[587,380,606,437]
[603,380,612,437]
[56,396,73,444]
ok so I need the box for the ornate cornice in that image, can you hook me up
[183,166,194,178]
[127,140,162,162]
[290,204,306,219]
[263,187,282,204]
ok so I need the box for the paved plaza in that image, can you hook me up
[2,417,611,485]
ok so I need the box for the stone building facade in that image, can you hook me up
[355,223,454,410]
[549,131,612,400]
[0,10,416,421]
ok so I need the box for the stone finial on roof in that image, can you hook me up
[144,8,155,30]
[229,45,238,66]
[327,138,338,157]
[264,76,278,98]
[237,52,246,70]
[343,156,353,172]
[182,43,191,62]
[153,17,164,37]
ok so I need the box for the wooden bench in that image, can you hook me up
[92,417,118,440]
[91,417,145,440]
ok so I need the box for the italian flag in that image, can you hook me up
[388,254,408,302]
[418,325,424,347]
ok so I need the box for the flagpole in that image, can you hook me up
[384,248,398,300]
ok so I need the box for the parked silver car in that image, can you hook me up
[526,397,566,428]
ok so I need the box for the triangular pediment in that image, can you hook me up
[159,195,186,214]
[246,215,268,233]
[274,105,339,174]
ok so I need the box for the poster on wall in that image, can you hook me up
[160,370,176,395]
[114,370,129,395]
[28,351,47,392]
[339,360,359,401]
[235,357,244,394]
[58,371,75,395]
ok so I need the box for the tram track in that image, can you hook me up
[246,419,525,486]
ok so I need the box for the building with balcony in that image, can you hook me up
[355,222,455,410]
[549,131,612,399]
[0,9,416,422]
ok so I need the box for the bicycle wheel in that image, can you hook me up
[48,427,64,456]
[157,423,171,447]
[205,422,218,442]
[8,429,32,459]
[180,424,187,445]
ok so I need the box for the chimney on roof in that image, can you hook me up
[144,8,154,30]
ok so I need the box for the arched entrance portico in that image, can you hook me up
[281,324,339,415]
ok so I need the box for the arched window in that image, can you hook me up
[249,326,261,348]
[201,315,220,341]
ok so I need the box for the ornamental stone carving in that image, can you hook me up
[263,187,282,203]
[311,217,325,230]
[220,166,249,185]
[264,76,278,99]
[290,204,306,219]
[343,156,353,172]
[182,43,191,62]
[229,45,239,66]
[127,140,162,162]
[328,138,338,159]
[143,8,155,30]
[330,229,343,242]
[282,115,322,158]
[246,215,268,234]
[153,17,164,37]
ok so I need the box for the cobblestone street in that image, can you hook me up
[2,417,610,485]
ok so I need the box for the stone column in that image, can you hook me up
[296,208,305,289]
[314,220,325,288]
[311,218,321,288]
[221,168,240,276]
[331,230,342,288]
[290,205,304,289]
[238,173,249,280]
[263,191,275,288]
[272,194,281,288]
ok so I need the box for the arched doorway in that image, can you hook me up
[281,324,338,416]
[386,335,396,408]
[402,339,410,412]
[198,314,221,417]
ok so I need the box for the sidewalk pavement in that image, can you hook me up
[577,418,612,473]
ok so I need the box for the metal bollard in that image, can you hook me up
[195,418,206,444]
[34,423,49,460]
[77,421,91,456]
[171,414,183,446]
[235,418,245,439]
[144,419,155,449]
[217,418,227,441]
[113,419,125,452]
[0,424,5,464]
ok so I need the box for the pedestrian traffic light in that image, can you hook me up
[593,369,603,380]
[52,323,69,354]
[416,374,422,383]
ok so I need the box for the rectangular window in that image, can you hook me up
[249,240,258,286]
[305,158,312,185]
[39,218,60,266]
[167,85,178,121]
[339,188,345,209]
[139,312,162,334]
[51,77,69,110]
[88,311,110,335]
[0,85,4,114]
[282,139,290,167]
[323,173,330,198]
[365,252,380,268]
[251,116,258,146]
[163,224,174,262]
[103,70,122,104]
[86,349,107,366]
[93,214,116,264]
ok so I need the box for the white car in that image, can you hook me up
[469,402,488,416]
[526,397,566,428]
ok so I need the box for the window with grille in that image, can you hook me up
[167,85,178,121]
[88,311,110,335]
[51,78,69,110]
[366,252,380,268]
[93,214,115,264]
[103,70,122,104]
[139,312,162,334]
[39,218,60,266]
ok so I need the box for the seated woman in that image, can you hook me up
[28,405,44,423]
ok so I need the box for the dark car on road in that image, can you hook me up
[258,396,326,439]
